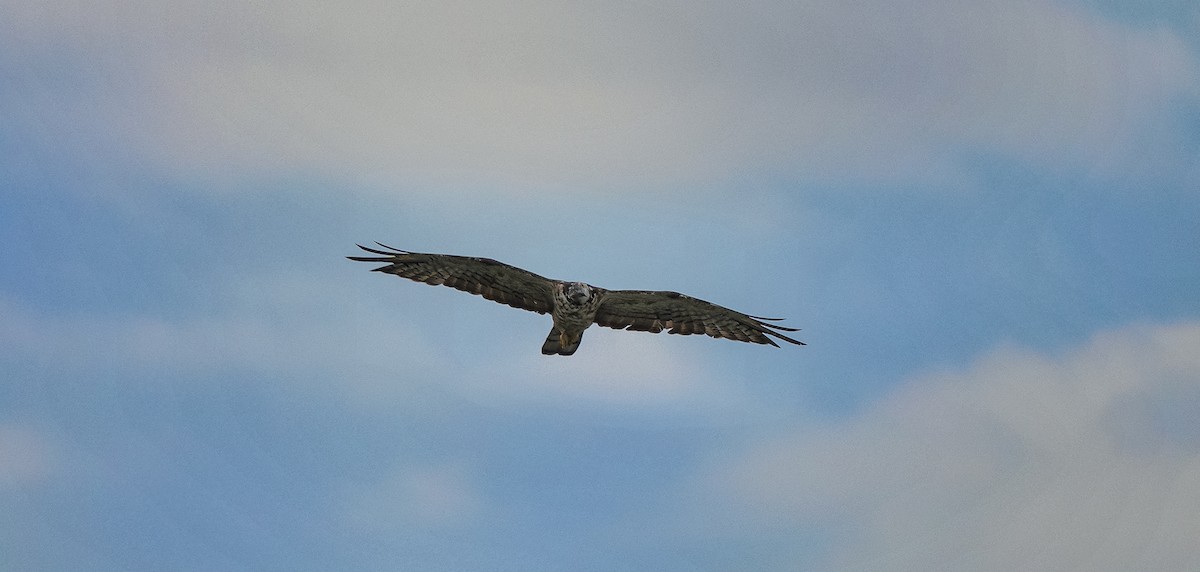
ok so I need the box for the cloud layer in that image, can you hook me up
[5,0,1195,193]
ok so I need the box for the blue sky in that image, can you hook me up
[2,0,1199,570]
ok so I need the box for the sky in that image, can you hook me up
[1,0,1199,570]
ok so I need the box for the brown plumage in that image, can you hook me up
[348,243,804,355]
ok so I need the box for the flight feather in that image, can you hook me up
[348,243,555,314]
[593,290,805,347]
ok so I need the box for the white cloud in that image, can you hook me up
[3,0,1194,193]
[699,321,1200,571]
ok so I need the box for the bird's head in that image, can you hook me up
[562,281,595,306]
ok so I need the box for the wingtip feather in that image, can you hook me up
[767,331,806,346]
[373,241,411,254]
[748,314,802,332]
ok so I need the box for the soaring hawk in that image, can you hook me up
[349,243,805,356]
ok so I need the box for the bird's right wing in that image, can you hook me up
[348,243,556,315]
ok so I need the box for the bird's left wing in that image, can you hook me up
[348,243,556,314]
[593,290,805,347]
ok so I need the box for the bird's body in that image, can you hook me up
[348,243,804,355]
[544,281,605,355]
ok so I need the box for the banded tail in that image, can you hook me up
[541,328,584,356]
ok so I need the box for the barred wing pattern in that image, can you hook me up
[592,290,805,347]
[348,243,556,314]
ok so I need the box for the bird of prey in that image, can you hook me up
[348,243,804,356]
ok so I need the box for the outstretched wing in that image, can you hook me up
[593,290,804,347]
[348,243,556,314]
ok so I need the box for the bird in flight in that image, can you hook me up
[348,243,804,356]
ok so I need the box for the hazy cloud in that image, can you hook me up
[465,331,749,407]
[340,460,488,531]
[0,425,56,488]
[0,290,445,406]
[0,282,766,414]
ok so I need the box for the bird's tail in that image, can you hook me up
[541,328,583,356]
